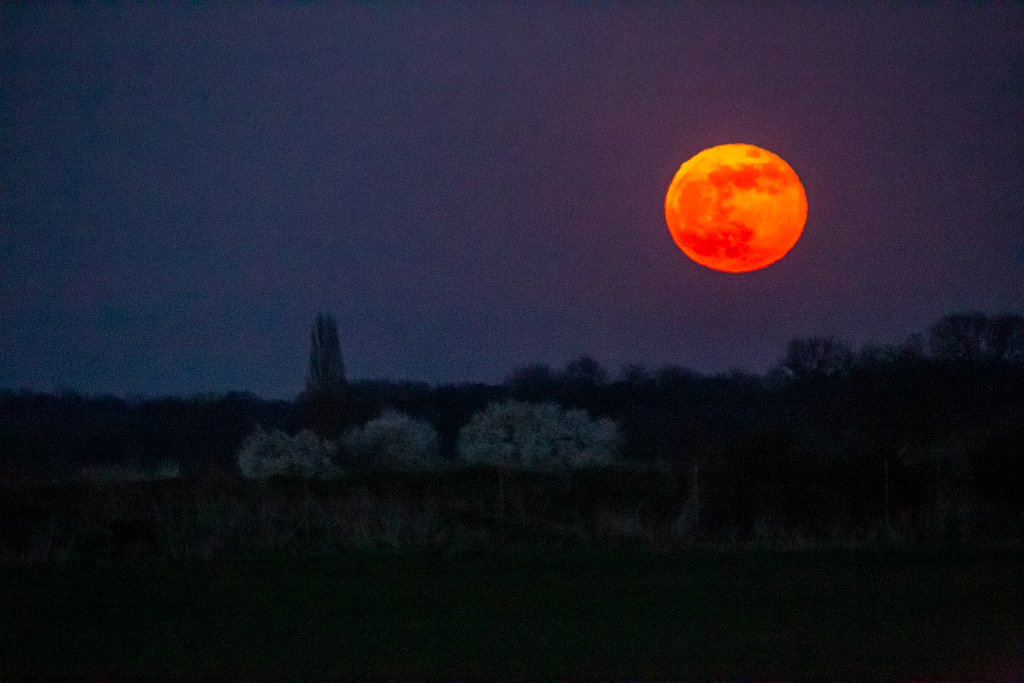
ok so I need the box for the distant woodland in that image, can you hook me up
[0,311,1021,557]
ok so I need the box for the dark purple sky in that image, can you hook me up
[2,4,1022,398]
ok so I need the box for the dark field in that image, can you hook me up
[2,545,1021,679]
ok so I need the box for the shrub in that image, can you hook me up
[236,427,340,479]
[457,400,620,469]
[343,410,441,469]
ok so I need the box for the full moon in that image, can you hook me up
[664,143,807,273]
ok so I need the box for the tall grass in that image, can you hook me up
[1,464,1019,565]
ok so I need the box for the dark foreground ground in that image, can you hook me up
[2,545,1021,680]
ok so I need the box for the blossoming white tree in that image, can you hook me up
[343,410,440,469]
[457,400,619,469]
[236,426,340,479]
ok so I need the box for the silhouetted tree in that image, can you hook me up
[564,355,607,387]
[506,363,559,401]
[928,312,990,364]
[560,355,608,410]
[617,363,655,388]
[304,313,347,438]
[307,314,346,396]
[986,314,1024,363]
[781,336,853,379]
[929,312,1024,365]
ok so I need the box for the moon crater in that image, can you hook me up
[664,144,807,273]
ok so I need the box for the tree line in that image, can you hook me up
[0,312,1021,508]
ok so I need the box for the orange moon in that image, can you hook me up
[664,143,807,273]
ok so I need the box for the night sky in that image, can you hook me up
[3,4,1022,399]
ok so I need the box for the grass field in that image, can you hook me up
[2,545,1021,679]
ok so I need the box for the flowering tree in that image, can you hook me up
[457,400,619,469]
[236,426,340,479]
[343,410,441,469]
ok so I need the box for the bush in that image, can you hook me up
[457,400,620,469]
[343,410,441,469]
[236,427,340,479]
